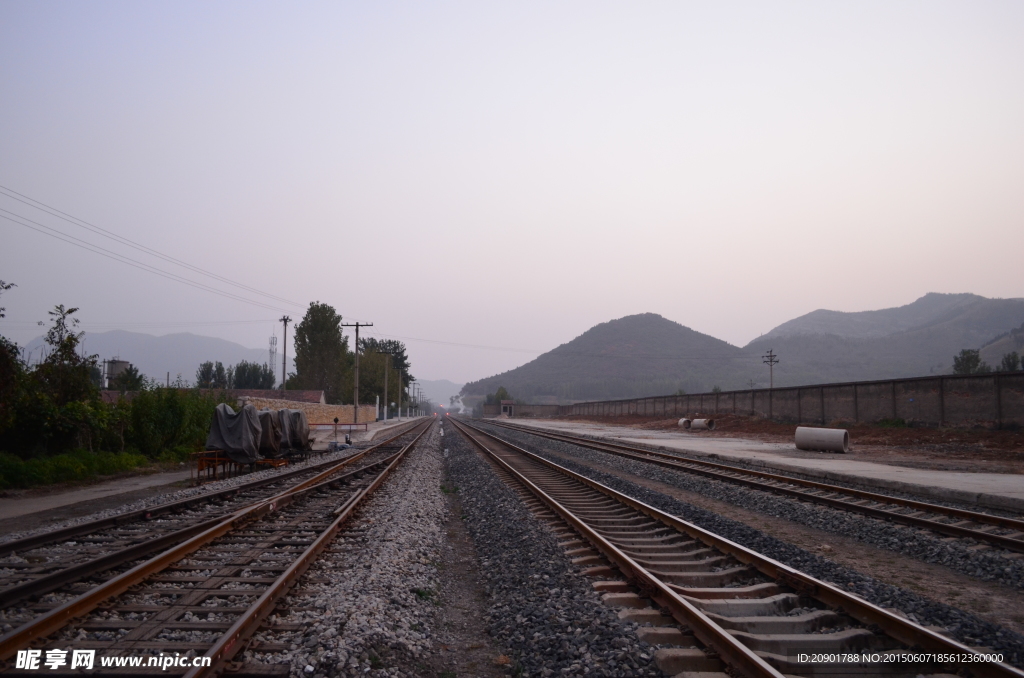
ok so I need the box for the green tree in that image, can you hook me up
[485,386,513,405]
[357,338,412,412]
[288,302,351,404]
[952,349,991,375]
[0,280,14,319]
[195,361,215,388]
[112,365,147,392]
[1000,352,1021,372]
[195,361,229,388]
[34,305,99,406]
[232,360,276,388]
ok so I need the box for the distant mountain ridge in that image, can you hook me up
[21,330,276,384]
[463,293,1024,403]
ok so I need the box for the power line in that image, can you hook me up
[0,184,303,308]
[0,211,292,313]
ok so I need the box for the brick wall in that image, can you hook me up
[240,397,377,424]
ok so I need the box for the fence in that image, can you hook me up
[556,372,1024,429]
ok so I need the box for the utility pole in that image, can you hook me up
[397,367,404,421]
[340,322,373,425]
[762,349,779,389]
[382,353,393,422]
[280,316,291,389]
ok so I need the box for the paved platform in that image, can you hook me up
[508,419,1024,513]
[0,469,193,522]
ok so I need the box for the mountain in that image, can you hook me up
[462,313,746,402]
[760,293,986,341]
[21,330,276,384]
[462,294,1024,404]
[746,293,1024,383]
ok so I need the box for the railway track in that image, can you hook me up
[0,418,433,676]
[0,420,423,616]
[451,416,1022,678]
[485,420,1024,554]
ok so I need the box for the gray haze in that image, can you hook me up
[2,2,1023,384]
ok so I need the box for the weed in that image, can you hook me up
[440,483,458,494]
[877,418,907,428]
[413,588,434,600]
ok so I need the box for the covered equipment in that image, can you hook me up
[277,408,312,452]
[256,409,284,458]
[205,403,263,464]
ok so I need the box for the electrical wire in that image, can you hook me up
[0,184,303,308]
[1,211,292,313]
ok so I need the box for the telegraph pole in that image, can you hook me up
[279,316,291,389]
[762,349,779,389]
[340,322,373,424]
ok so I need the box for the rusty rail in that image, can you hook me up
[488,420,1024,553]
[0,418,432,662]
[453,417,1024,678]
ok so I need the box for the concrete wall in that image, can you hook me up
[480,403,561,418]
[241,397,377,424]
[556,372,1024,429]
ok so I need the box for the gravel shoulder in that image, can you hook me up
[446,426,660,678]
[479,421,1024,668]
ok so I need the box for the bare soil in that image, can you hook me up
[562,414,1024,474]
[401,488,508,677]
[544,446,1024,637]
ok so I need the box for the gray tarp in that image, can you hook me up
[205,403,262,464]
[278,409,312,451]
[257,409,283,458]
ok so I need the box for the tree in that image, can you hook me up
[112,364,147,392]
[485,386,513,405]
[289,302,351,404]
[195,361,229,388]
[0,280,14,319]
[33,305,99,406]
[357,338,413,411]
[233,360,276,388]
[952,349,991,375]
[1000,352,1021,372]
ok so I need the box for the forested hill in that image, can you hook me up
[744,293,1024,384]
[461,313,746,402]
[462,294,1024,404]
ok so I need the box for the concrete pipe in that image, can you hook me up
[678,418,692,429]
[795,426,849,453]
[690,418,715,431]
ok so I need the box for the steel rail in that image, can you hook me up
[184,418,433,678]
[448,417,784,678]
[0,419,433,661]
[488,420,1024,552]
[0,419,423,558]
[454,417,1024,678]
[0,426,417,608]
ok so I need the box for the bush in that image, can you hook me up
[0,450,148,489]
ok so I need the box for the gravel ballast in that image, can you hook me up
[445,427,661,678]
[248,424,446,678]
[479,422,1024,668]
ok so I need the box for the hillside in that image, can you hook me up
[463,293,1024,404]
[21,330,274,384]
[462,313,748,401]
[747,293,1024,384]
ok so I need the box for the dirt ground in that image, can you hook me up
[399,487,508,677]
[541,445,1024,638]
[562,414,1024,474]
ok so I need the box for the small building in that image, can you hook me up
[500,399,515,416]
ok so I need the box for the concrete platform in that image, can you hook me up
[0,469,193,522]
[507,419,1024,514]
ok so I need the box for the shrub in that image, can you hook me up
[0,450,148,489]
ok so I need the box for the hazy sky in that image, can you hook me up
[2,1,1022,384]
